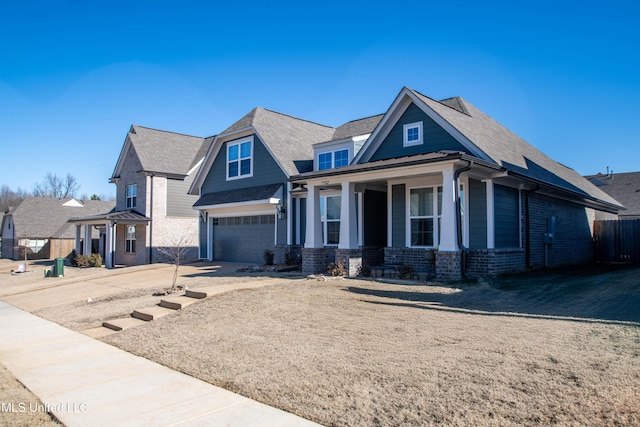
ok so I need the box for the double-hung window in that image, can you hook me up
[227,138,253,180]
[125,225,136,253]
[409,186,442,247]
[318,149,349,170]
[320,195,341,245]
[125,184,137,209]
[403,121,423,147]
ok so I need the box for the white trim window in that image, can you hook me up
[318,149,349,171]
[227,138,253,180]
[125,184,137,209]
[408,186,442,247]
[125,225,136,253]
[320,195,341,245]
[403,121,423,147]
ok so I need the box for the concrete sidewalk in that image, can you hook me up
[0,301,321,426]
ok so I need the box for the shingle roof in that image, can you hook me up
[409,89,622,208]
[193,183,282,207]
[332,115,384,141]
[221,108,335,175]
[5,197,115,239]
[117,126,209,177]
[585,172,640,217]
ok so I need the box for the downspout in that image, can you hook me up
[454,160,473,277]
[524,184,540,268]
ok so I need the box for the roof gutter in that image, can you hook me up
[454,160,474,277]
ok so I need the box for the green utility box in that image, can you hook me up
[54,258,65,277]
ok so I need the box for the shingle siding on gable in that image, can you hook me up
[166,174,199,217]
[200,134,288,195]
[369,103,467,162]
[468,178,487,249]
[494,184,520,248]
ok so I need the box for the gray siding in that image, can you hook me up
[199,217,207,258]
[391,184,406,247]
[468,179,487,249]
[494,184,520,248]
[369,103,468,162]
[167,174,199,217]
[299,198,306,246]
[200,134,288,195]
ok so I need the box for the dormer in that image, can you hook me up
[312,114,383,171]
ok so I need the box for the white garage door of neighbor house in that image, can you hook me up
[213,215,276,264]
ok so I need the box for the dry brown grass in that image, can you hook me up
[102,266,640,427]
[0,362,61,427]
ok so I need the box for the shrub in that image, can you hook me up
[285,247,302,265]
[89,253,103,267]
[327,259,346,276]
[263,249,275,266]
[74,254,90,267]
[397,264,417,280]
[357,262,372,277]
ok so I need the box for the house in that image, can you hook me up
[70,125,211,268]
[1,197,115,261]
[585,171,640,219]
[190,87,622,280]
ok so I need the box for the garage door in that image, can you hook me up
[213,215,275,264]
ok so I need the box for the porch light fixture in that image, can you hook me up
[276,203,286,220]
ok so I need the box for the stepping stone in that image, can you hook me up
[160,295,199,310]
[132,305,175,321]
[103,317,147,331]
[185,289,208,299]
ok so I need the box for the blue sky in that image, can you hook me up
[1,0,639,199]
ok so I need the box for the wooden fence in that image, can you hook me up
[593,219,640,263]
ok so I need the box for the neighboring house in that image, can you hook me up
[585,171,640,219]
[190,87,623,280]
[1,197,114,261]
[70,125,211,268]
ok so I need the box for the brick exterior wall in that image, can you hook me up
[383,247,436,269]
[274,244,302,265]
[435,250,462,281]
[302,247,326,275]
[527,193,595,268]
[465,248,526,277]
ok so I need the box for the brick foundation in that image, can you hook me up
[435,250,462,281]
[302,247,326,275]
[465,248,526,277]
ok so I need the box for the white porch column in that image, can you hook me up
[304,184,323,248]
[83,224,92,256]
[75,224,82,255]
[439,168,458,251]
[486,179,495,249]
[105,222,114,268]
[339,181,358,249]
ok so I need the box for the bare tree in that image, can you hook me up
[157,235,191,292]
[0,185,25,212]
[32,173,80,199]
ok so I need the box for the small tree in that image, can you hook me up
[157,235,190,291]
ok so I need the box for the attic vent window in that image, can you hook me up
[403,121,423,147]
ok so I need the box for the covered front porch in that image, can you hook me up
[69,211,150,269]
[289,152,513,280]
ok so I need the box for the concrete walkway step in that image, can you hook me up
[185,288,208,299]
[132,305,175,321]
[160,295,199,310]
[103,316,147,331]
